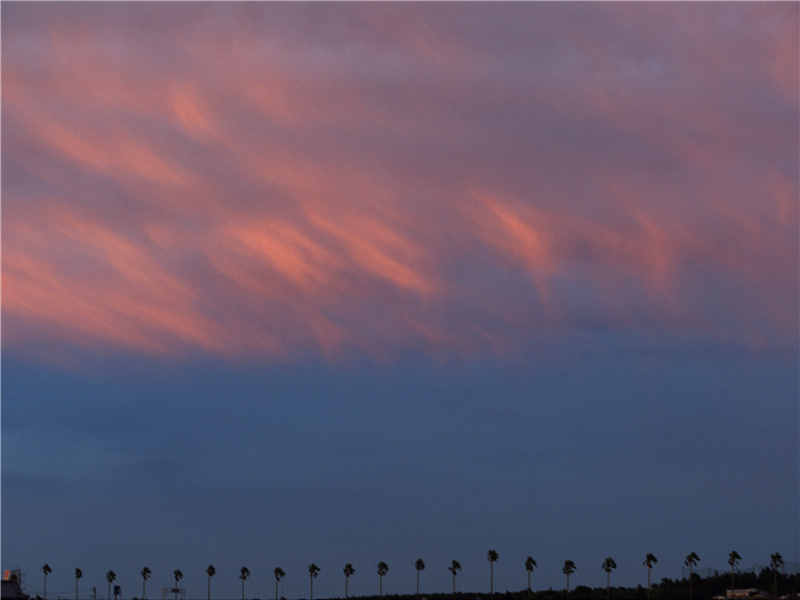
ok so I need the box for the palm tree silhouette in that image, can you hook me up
[770,553,784,598]
[106,571,117,600]
[343,564,355,600]
[684,552,700,600]
[377,562,389,599]
[602,558,616,600]
[728,551,741,592]
[274,567,285,600]
[487,550,499,599]
[643,554,657,600]
[173,570,183,600]
[562,560,576,600]
[206,565,216,600]
[75,568,83,600]
[524,557,537,600]
[42,564,52,600]
[448,561,461,600]
[141,567,151,600]
[415,559,425,600]
[240,567,250,600]
[308,564,320,600]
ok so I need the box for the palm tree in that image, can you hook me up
[141,567,151,600]
[343,564,355,600]
[415,559,425,600]
[728,551,741,592]
[75,569,83,600]
[524,557,537,600]
[240,566,250,600]
[377,562,389,599]
[602,558,617,600]
[770,553,784,598]
[274,568,285,600]
[206,566,216,600]
[107,571,117,600]
[487,550,499,599]
[308,564,320,600]
[562,560,576,600]
[42,564,52,600]
[173,570,183,600]
[684,552,700,600]
[643,554,657,600]
[448,561,461,600]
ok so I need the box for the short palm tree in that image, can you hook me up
[415,559,425,600]
[728,551,741,592]
[274,567,285,600]
[75,568,83,600]
[42,564,52,600]
[173,570,183,600]
[240,566,250,600]
[448,561,461,600]
[770,553,784,598]
[684,552,700,600]
[562,560,576,600]
[308,563,320,600]
[107,571,117,600]
[643,554,657,600]
[525,557,537,600]
[206,565,216,600]
[602,558,616,600]
[487,550,499,598]
[343,564,355,600]
[377,562,389,598]
[141,567,151,600]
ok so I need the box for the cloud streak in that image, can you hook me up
[3,2,797,364]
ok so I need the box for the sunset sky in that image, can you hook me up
[2,2,798,600]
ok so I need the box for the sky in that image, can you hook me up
[1,2,798,600]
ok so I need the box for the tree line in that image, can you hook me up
[32,551,794,600]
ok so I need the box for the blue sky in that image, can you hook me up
[2,3,798,600]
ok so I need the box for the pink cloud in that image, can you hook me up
[2,2,796,364]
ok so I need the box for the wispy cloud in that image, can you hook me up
[3,2,796,364]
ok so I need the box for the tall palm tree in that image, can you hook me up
[343,564,355,600]
[562,560,576,600]
[684,552,700,600]
[643,554,657,600]
[487,550,499,599]
[206,565,216,600]
[524,557,537,600]
[107,571,117,600]
[308,564,320,600]
[770,553,784,598]
[377,562,389,599]
[173,570,183,600]
[75,569,83,600]
[240,567,250,600]
[415,559,425,600]
[43,564,52,600]
[141,567,152,600]
[728,551,741,592]
[274,568,285,600]
[448,561,461,600]
[602,558,616,600]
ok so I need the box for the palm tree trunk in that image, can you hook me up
[452,573,456,600]
[527,572,531,600]
[566,574,570,600]
[490,563,494,599]
[647,568,651,600]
